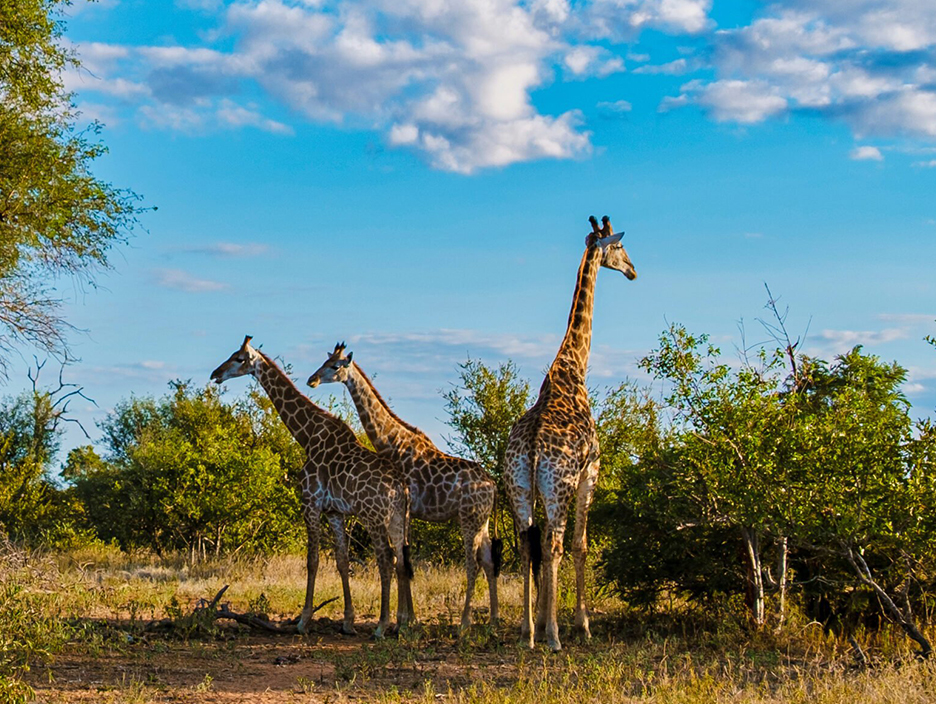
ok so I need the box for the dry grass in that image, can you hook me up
[3,546,934,703]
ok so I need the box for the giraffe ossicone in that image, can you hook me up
[210,336,414,638]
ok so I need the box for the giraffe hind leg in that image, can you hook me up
[475,524,499,626]
[298,505,321,635]
[459,523,482,632]
[572,458,599,639]
[327,514,356,635]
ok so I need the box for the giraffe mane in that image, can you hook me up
[352,363,433,442]
[257,350,362,445]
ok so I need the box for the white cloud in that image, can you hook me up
[690,79,788,123]
[633,57,691,75]
[563,46,625,77]
[584,0,713,37]
[660,2,936,142]
[914,159,936,168]
[215,100,293,134]
[851,145,883,161]
[817,327,910,349]
[70,0,936,168]
[65,0,718,172]
[597,99,633,113]
[153,268,229,293]
[345,329,563,361]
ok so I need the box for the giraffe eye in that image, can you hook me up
[331,365,340,371]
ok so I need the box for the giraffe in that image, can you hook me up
[307,348,501,630]
[210,336,414,638]
[504,215,636,651]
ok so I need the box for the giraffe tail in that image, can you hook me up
[491,537,503,578]
[402,543,415,579]
[525,524,543,588]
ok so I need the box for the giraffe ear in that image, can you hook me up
[597,232,623,249]
[346,351,353,363]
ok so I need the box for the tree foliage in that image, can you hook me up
[0,363,88,543]
[442,358,532,549]
[442,358,532,481]
[65,381,304,559]
[598,320,935,651]
[0,0,142,371]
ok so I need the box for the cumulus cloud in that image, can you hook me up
[71,0,936,169]
[68,0,717,173]
[662,1,936,143]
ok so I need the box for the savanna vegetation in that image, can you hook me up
[1,312,934,702]
[3,2,936,702]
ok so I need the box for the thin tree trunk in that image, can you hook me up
[742,527,766,627]
[776,535,788,632]
[845,546,932,657]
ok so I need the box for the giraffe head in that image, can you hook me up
[210,335,263,383]
[588,215,636,280]
[306,342,353,389]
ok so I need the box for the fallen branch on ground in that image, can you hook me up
[143,585,339,635]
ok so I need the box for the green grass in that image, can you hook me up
[3,541,935,703]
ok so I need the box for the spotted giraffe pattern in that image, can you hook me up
[210,336,414,637]
[504,216,636,651]
[307,351,499,629]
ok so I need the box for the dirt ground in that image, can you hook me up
[29,616,532,703]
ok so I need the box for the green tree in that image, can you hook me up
[0,362,88,543]
[66,381,304,559]
[442,358,532,547]
[633,324,793,625]
[786,349,935,655]
[0,0,142,370]
[593,381,749,609]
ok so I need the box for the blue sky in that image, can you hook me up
[12,0,936,454]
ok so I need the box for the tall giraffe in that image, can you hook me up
[307,349,501,630]
[504,215,636,651]
[210,336,414,637]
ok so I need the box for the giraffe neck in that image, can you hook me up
[254,353,355,451]
[343,363,433,456]
[549,244,601,384]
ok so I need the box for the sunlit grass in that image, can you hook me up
[4,542,936,703]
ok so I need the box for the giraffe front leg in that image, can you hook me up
[298,505,321,635]
[327,514,356,635]
[572,459,599,640]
